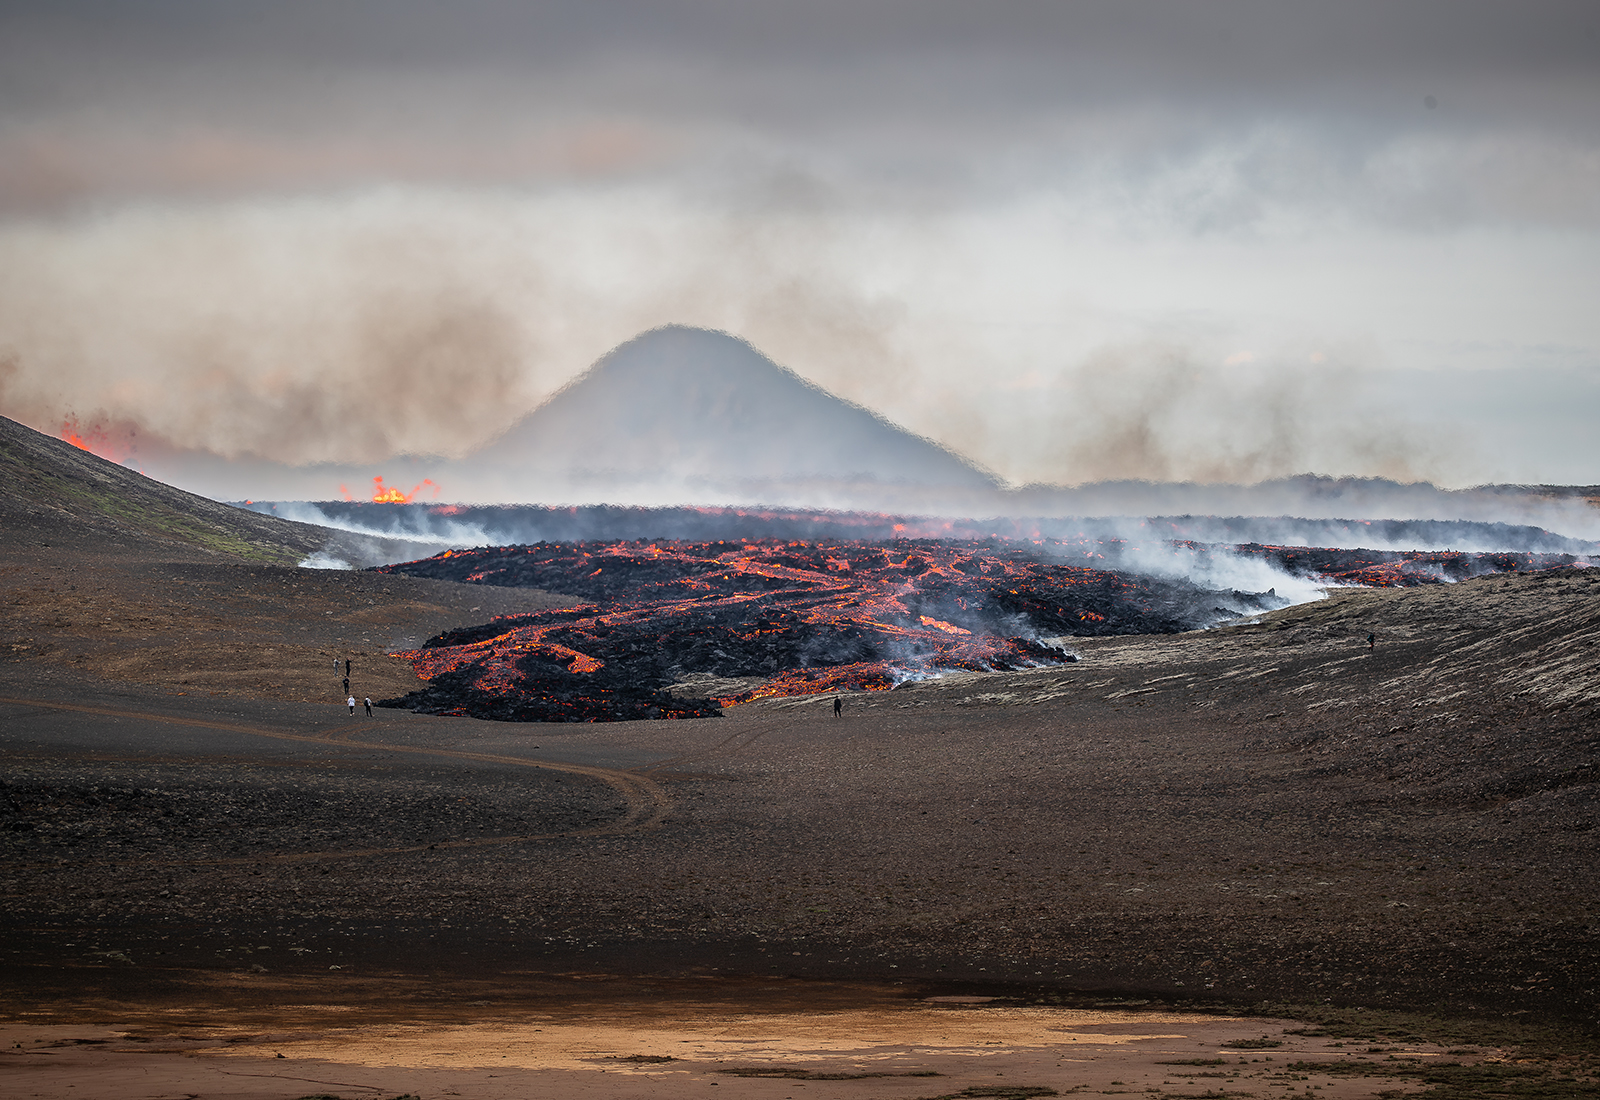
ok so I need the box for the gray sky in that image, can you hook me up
[1,1,1597,492]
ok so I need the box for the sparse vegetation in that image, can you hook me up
[913,1088,1057,1100]
[723,1066,942,1079]
[1284,1058,1595,1100]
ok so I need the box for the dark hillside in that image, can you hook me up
[1,414,353,565]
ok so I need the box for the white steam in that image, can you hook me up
[1096,537,1327,609]
[268,499,496,551]
[299,550,354,570]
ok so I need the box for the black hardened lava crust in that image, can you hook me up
[372,538,1289,722]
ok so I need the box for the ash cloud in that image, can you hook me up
[1,2,1597,489]
[2,190,1590,492]
[0,190,923,469]
[964,339,1446,488]
[0,195,549,465]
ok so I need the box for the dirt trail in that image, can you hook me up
[0,694,671,859]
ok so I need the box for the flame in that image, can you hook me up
[349,476,440,503]
[61,421,92,451]
[58,415,131,464]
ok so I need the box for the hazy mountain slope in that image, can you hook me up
[470,326,1000,501]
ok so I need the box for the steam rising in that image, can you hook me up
[248,501,1599,594]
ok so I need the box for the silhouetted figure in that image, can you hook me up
[343,676,350,695]
[1367,632,1376,651]
[833,695,843,718]
[347,695,356,715]
[345,658,352,676]
[364,696,373,717]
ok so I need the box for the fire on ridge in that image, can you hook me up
[372,536,1292,723]
[342,476,440,504]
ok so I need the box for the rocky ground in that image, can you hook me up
[2,542,1596,1027]
[2,416,1598,1095]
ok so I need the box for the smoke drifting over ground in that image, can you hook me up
[243,500,1597,624]
[245,499,1600,557]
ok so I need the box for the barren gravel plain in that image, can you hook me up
[2,419,1599,1098]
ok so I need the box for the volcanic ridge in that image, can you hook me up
[0,413,341,565]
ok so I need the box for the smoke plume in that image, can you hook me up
[0,186,1494,488]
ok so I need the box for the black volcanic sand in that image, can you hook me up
[3,547,1598,1056]
[0,543,580,706]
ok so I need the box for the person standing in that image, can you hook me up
[833,695,843,718]
[347,695,356,715]
[364,696,373,717]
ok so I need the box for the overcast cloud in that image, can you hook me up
[1,1,1596,491]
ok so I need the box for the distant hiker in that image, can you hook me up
[345,659,352,676]
[1367,632,1376,651]
[364,696,373,717]
[343,676,350,695]
[833,695,843,718]
[347,695,356,715]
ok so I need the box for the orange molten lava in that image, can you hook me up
[379,537,1117,722]
[342,477,440,503]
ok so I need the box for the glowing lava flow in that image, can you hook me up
[373,537,1272,723]
[370,534,1586,724]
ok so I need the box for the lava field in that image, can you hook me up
[371,537,1297,722]
[370,537,1588,723]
